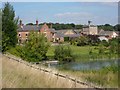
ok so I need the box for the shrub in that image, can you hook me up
[23,32,50,62]
[54,45,74,63]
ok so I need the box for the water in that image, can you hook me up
[49,59,118,71]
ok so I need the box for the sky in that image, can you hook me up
[1,1,119,25]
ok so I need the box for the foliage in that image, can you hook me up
[98,24,114,31]
[54,45,74,63]
[26,23,34,25]
[76,36,90,46]
[8,32,50,62]
[39,23,83,30]
[2,2,18,52]
[64,37,69,41]
[23,32,50,62]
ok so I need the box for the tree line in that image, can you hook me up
[26,22,120,31]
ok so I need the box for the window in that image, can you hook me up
[19,34,21,36]
[26,34,28,36]
[26,38,28,42]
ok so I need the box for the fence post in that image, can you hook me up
[74,78,77,88]
[57,72,59,79]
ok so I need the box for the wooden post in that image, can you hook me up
[57,72,59,79]
[74,78,77,88]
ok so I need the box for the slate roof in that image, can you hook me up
[98,30,114,36]
[55,29,80,38]
[49,28,57,33]
[83,25,97,28]
[17,25,41,32]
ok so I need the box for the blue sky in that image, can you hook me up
[2,2,118,25]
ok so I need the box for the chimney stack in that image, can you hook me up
[19,20,22,26]
[50,23,52,29]
[88,20,91,26]
[36,20,38,26]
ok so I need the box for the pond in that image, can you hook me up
[48,59,118,71]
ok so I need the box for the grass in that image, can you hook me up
[2,54,89,88]
[6,44,119,88]
[46,45,118,62]
[58,65,119,88]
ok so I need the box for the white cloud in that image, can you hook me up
[55,12,93,18]
[54,12,96,24]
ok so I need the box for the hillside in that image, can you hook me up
[2,54,91,88]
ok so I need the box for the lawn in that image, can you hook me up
[46,45,118,62]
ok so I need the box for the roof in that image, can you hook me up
[17,25,40,32]
[55,29,80,38]
[98,36,108,41]
[49,28,57,33]
[98,30,114,36]
[83,25,97,28]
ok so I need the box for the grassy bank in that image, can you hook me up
[2,55,90,88]
[58,65,119,88]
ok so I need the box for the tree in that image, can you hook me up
[77,36,89,46]
[2,2,18,52]
[24,32,50,62]
[54,45,74,63]
[26,23,34,25]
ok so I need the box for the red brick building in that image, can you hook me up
[17,20,83,44]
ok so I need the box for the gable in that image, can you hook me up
[64,30,75,35]
[40,24,49,32]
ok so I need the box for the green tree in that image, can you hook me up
[54,45,74,63]
[24,32,50,62]
[77,36,89,46]
[2,2,18,52]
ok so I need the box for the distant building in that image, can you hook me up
[82,22,98,35]
[17,20,81,43]
[98,29,118,40]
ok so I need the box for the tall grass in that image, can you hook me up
[2,55,89,88]
[59,65,119,88]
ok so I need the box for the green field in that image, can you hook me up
[46,45,118,62]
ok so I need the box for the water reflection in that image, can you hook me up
[49,59,118,71]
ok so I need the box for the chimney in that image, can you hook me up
[50,23,52,29]
[88,20,91,27]
[36,20,38,26]
[19,20,22,26]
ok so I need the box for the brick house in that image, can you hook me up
[17,20,64,43]
[17,20,83,43]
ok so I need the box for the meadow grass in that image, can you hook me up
[2,55,90,88]
[58,65,119,88]
[46,45,118,62]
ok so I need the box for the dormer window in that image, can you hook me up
[26,34,28,36]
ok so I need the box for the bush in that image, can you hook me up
[54,45,74,63]
[23,32,50,62]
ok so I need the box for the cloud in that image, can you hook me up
[55,12,93,18]
[54,12,96,24]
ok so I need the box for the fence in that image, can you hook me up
[3,53,103,89]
